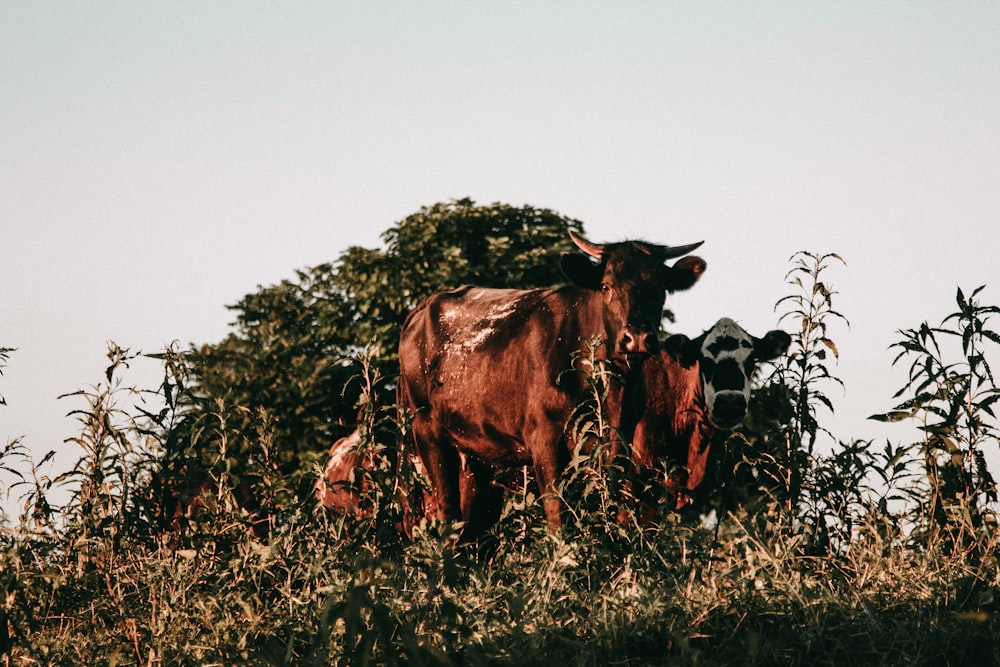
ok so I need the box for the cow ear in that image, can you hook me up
[754,330,792,361]
[560,253,603,290]
[662,255,706,293]
[663,333,700,368]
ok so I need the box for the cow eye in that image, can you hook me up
[601,283,611,293]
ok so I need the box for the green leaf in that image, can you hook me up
[869,410,914,423]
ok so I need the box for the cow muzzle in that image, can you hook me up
[708,391,749,430]
[618,325,658,356]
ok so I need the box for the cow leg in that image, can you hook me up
[527,420,568,531]
[603,371,646,459]
[410,414,463,523]
[458,455,479,526]
[535,460,563,531]
[458,455,503,538]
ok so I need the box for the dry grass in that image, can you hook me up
[3,424,999,666]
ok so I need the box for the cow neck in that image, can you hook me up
[562,285,612,358]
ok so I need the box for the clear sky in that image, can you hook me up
[2,2,999,509]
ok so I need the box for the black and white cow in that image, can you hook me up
[633,317,792,507]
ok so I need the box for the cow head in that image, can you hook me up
[664,318,791,429]
[560,231,706,358]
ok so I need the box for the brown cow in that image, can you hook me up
[314,430,369,512]
[314,429,431,536]
[633,317,791,509]
[397,231,705,535]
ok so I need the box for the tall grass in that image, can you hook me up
[2,258,999,665]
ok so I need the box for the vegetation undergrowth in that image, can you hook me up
[2,204,999,665]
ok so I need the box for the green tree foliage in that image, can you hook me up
[189,265,360,481]
[183,199,586,487]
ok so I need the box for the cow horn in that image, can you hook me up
[659,240,705,259]
[568,230,605,259]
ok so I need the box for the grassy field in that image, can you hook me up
[2,358,998,666]
[2,262,998,665]
[2,434,998,666]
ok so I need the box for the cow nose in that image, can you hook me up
[619,326,658,355]
[711,392,748,429]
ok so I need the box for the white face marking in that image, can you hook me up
[699,317,755,429]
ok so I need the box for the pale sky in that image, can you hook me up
[2,2,999,510]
